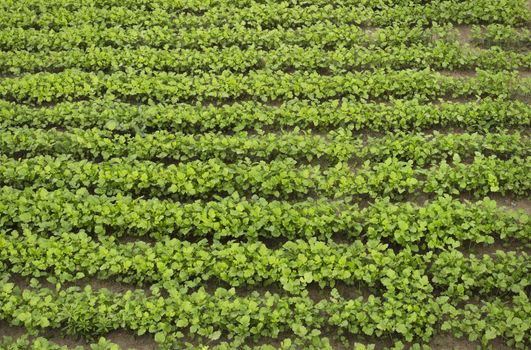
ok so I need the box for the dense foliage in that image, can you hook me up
[0,0,529,349]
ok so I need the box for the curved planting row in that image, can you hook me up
[1,187,528,246]
[1,69,529,104]
[0,0,528,31]
[1,43,529,75]
[1,128,527,165]
[1,155,529,198]
[1,98,528,132]
[0,277,528,348]
[0,24,455,51]
[1,230,528,297]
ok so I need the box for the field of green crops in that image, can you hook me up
[0,0,530,349]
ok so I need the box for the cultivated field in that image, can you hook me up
[0,0,530,349]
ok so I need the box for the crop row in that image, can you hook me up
[0,334,457,350]
[0,335,329,350]
[471,24,531,50]
[0,278,528,348]
[1,155,529,199]
[2,43,530,75]
[0,334,387,350]
[0,335,334,350]
[2,69,529,104]
[1,98,528,133]
[1,0,528,31]
[0,336,103,350]
[1,229,528,297]
[2,187,528,246]
[0,231,426,293]
[0,24,457,52]
[2,128,528,166]
[0,0,507,12]
[3,23,529,53]
[431,250,530,298]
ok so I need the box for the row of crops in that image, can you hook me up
[0,0,530,349]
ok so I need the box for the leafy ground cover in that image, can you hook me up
[0,0,530,349]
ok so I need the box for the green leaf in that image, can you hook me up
[40,317,50,328]
[19,213,31,223]
[210,330,221,341]
[17,312,31,322]
[303,272,313,283]
[484,327,497,340]
[176,319,188,327]
[396,323,407,334]
[105,120,118,131]
[154,332,166,343]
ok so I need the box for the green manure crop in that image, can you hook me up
[0,0,529,349]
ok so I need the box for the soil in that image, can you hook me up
[455,25,472,46]
[429,333,514,350]
[490,194,531,215]
[105,330,157,350]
